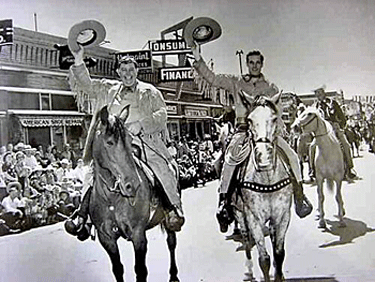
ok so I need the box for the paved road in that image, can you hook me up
[1,145,375,282]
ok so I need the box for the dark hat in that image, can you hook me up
[68,20,106,53]
[6,181,21,193]
[183,17,222,47]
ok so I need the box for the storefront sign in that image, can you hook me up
[166,105,177,115]
[150,39,191,55]
[0,19,13,46]
[184,106,208,117]
[115,50,152,72]
[19,116,84,127]
[159,67,194,82]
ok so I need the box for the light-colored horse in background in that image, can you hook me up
[292,106,346,229]
[232,93,293,282]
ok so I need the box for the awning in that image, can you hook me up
[18,116,84,127]
[8,109,85,128]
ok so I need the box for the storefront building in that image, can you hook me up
[0,25,224,151]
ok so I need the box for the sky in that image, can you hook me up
[1,0,375,98]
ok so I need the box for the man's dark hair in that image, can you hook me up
[246,50,264,64]
[116,56,138,69]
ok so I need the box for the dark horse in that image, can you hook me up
[86,105,180,282]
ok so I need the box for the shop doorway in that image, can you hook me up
[27,127,50,150]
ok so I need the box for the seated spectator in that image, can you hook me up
[0,146,6,167]
[34,151,48,168]
[2,152,18,185]
[14,151,31,191]
[72,158,87,185]
[45,165,57,185]
[28,190,44,227]
[0,172,7,201]
[57,187,76,217]
[55,159,73,182]
[45,145,56,164]
[1,182,25,229]
[24,146,38,170]
[167,141,178,159]
[29,166,47,193]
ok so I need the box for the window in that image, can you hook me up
[40,93,51,110]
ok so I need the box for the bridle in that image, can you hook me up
[300,112,330,138]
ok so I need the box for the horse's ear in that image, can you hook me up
[119,104,130,122]
[271,90,283,105]
[100,105,109,125]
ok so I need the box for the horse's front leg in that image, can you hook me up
[270,208,291,282]
[335,180,346,227]
[234,209,255,282]
[247,213,271,282]
[166,229,180,282]
[97,229,124,282]
[316,178,326,229]
[132,228,148,282]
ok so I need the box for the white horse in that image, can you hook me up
[233,93,293,282]
[292,106,346,228]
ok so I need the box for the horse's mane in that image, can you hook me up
[304,106,334,133]
[252,95,279,115]
[83,109,131,163]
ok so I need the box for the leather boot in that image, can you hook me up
[216,193,233,233]
[293,181,313,218]
[165,207,185,232]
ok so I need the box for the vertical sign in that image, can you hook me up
[0,19,13,46]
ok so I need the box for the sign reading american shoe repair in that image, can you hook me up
[19,116,84,127]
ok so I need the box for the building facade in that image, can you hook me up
[0,26,224,152]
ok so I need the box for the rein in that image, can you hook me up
[95,165,139,206]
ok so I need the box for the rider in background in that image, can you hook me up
[312,86,357,181]
[65,46,184,238]
[191,44,313,233]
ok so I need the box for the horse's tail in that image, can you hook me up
[326,179,334,193]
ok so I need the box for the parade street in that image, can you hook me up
[1,145,375,282]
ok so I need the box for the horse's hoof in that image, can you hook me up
[318,219,326,229]
[339,220,347,228]
[243,272,255,281]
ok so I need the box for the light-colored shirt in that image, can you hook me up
[1,196,23,213]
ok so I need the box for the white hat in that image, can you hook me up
[68,20,106,53]
[183,17,222,47]
[61,158,69,165]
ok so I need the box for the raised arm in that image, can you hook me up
[191,43,239,94]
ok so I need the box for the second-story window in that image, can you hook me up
[40,93,51,110]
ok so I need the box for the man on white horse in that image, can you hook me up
[191,44,313,233]
[65,46,184,238]
[312,86,357,181]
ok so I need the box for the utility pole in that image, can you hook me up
[236,49,243,76]
[33,13,38,32]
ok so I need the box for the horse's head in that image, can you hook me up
[247,92,282,170]
[92,105,141,196]
[291,106,322,134]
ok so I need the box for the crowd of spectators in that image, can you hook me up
[0,134,223,236]
[0,142,87,236]
[169,134,221,189]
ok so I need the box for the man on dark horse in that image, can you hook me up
[312,86,357,181]
[191,44,313,233]
[65,46,185,238]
